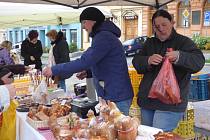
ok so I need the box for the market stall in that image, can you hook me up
[12,69,176,140]
[16,112,46,140]
[11,67,210,140]
[16,111,167,140]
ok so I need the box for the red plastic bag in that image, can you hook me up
[148,53,181,104]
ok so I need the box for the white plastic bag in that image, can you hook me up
[32,79,48,104]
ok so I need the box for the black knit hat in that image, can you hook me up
[80,7,105,23]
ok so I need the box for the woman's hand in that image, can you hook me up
[30,56,35,61]
[42,67,53,77]
[166,51,179,63]
[1,72,13,84]
[148,54,163,65]
[76,71,87,80]
[24,66,32,72]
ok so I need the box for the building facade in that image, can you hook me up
[0,30,6,43]
[7,23,82,49]
[108,0,210,41]
[7,1,209,51]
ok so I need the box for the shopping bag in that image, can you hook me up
[148,54,181,104]
[0,100,18,140]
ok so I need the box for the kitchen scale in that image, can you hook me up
[70,78,99,118]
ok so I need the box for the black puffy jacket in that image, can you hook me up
[132,29,205,112]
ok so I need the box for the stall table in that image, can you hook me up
[16,111,162,140]
[16,111,47,140]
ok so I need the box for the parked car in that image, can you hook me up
[11,42,22,55]
[11,42,23,60]
[122,36,148,56]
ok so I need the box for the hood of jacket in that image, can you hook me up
[90,20,121,38]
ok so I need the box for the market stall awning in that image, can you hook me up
[0,2,114,29]
[0,3,82,29]
[1,0,177,9]
[0,12,79,29]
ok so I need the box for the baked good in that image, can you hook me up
[154,132,183,140]
[35,111,49,121]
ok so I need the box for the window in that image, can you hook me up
[70,29,77,44]
[61,29,67,40]
[178,0,191,27]
[204,0,210,26]
[192,11,201,25]
[20,31,23,41]
[15,31,18,43]
[9,31,13,43]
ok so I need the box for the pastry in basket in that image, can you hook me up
[58,129,74,140]
[75,129,90,139]
[35,111,49,121]
[68,112,80,129]
[28,103,70,121]
[154,132,183,140]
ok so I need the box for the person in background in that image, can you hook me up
[21,30,43,70]
[46,30,71,91]
[132,9,205,131]
[0,41,14,66]
[1,41,12,52]
[43,7,133,115]
[1,40,21,64]
[0,84,16,113]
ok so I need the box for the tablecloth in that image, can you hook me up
[16,111,46,140]
[16,111,162,140]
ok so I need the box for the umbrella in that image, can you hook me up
[1,0,177,9]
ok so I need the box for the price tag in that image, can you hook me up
[95,103,101,114]
[61,100,67,106]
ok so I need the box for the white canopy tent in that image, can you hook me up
[0,2,82,29]
[1,0,177,9]
[0,2,113,29]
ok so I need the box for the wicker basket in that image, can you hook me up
[26,114,69,130]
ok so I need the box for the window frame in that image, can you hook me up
[177,0,191,27]
[192,10,201,25]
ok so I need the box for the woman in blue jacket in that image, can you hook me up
[43,7,133,115]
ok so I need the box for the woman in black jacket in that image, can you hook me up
[46,30,70,91]
[132,10,205,131]
[21,30,43,70]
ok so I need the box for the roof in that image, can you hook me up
[1,0,177,9]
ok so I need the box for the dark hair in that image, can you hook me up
[152,9,172,24]
[52,31,66,45]
[28,30,38,40]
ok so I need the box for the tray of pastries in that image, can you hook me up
[48,99,140,140]
[27,103,71,129]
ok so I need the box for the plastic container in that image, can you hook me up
[131,97,139,108]
[173,120,195,139]
[128,68,143,86]
[129,106,140,119]
[191,73,209,80]
[132,85,139,97]
[189,79,209,101]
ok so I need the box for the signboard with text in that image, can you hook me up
[204,11,210,26]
